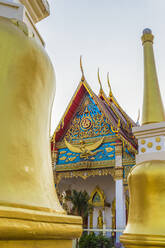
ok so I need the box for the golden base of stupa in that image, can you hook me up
[120,160,165,248]
[0,16,82,247]
[121,233,165,248]
[0,240,73,248]
[0,204,82,248]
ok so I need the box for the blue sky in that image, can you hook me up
[37,0,165,135]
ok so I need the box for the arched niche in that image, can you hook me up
[89,186,105,207]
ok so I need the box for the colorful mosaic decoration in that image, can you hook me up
[65,94,115,141]
[123,147,135,160]
[52,80,137,178]
[57,142,115,165]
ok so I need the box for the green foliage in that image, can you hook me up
[79,232,98,248]
[79,232,114,248]
[67,190,93,219]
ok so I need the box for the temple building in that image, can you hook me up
[51,59,138,239]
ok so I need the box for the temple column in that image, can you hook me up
[115,143,126,245]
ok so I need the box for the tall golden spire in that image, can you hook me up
[141,28,165,124]
[107,72,112,98]
[80,55,85,81]
[121,29,165,248]
[98,68,103,93]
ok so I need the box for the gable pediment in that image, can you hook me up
[64,93,116,141]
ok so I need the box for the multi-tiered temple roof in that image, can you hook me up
[51,60,137,184]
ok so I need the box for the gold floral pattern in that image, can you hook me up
[65,95,113,141]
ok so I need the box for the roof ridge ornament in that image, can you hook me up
[98,68,103,93]
[107,72,112,98]
[80,55,85,81]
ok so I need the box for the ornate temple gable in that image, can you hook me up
[65,93,116,141]
[51,78,137,152]
[51,74,138,175]
[54,92,123,167]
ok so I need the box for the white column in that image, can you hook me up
[115,144,126,245]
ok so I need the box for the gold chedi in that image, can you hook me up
[141,29,165,124]
[120,29,165,247]
[0,16,82,248]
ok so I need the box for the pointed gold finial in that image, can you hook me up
[141,29,165,124]
[80,55,85,81]
[98,68,103,93]
[107,72,112,98]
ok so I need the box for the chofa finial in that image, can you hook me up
[107,72,112,98]
[80,56,85,81]
[98,68,103,93]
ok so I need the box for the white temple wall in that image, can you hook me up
[58,175,115,203]
[58,174,115,228]
[93,208,98,228]
[104,207,112,227]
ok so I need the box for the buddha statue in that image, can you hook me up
[97,209,103,229]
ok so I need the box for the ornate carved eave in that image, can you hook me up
[55,167,116,184]
[56,160,115,172]
[55,163,134,185]
[20,0,50,23]
[55,165,131,184]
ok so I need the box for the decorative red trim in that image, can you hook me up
[55,84,86,143]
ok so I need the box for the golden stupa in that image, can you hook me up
[120,29,165,247]
[0,2,82,247]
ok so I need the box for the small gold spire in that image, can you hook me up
[107,72,112,98]
[80,55,85,81]
[98,68,103,93]
[141,28,165,124]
